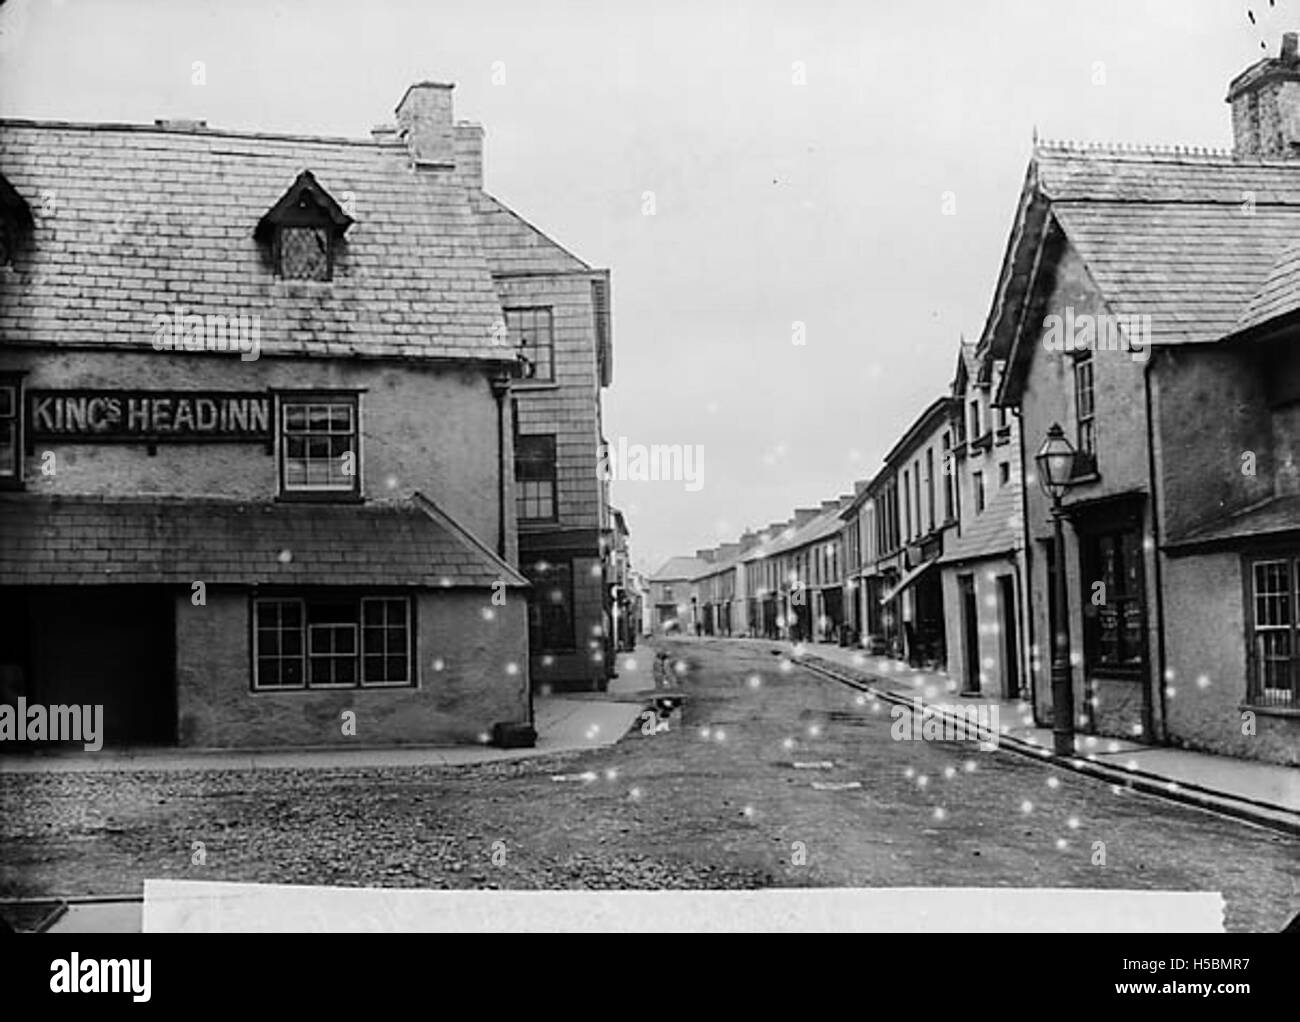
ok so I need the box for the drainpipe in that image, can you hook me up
[490,369,511,559]
[1143,354,1169,745]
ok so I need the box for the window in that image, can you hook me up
[1074,352,1096,469]
[516,433,557,521]
[969,399,982,439]
[256,170,352,283]
[0,374,21,486]
[973,470,986,513]
[507,308,555,383]
[279,394,359,498]
[253,596,412,690]
[999,461,1011,487]
[1248,558,1299,708]
[524,560,575,651]
[902,469,911,540]
[1080,529,1145,673]
[925,449,935,533]
[942,433,955,521]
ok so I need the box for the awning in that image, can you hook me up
[879,556,940,605]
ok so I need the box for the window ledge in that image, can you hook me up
[515,380,560,391]
[970,432,994,452]
[1238,702,1300,718]
[1087,667,1145,682]
[275,492,365,504]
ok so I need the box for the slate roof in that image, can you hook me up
[993,141,1300,402]
[0,492,527,587]
[472,192,592,275]
[1236,242,1300,333]
[650,555,710,581]
[750,502,849,560]
[938,474,1024,565]
[0,121,512,362]
[1165,493,1300,548]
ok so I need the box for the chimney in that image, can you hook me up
[1227,33,1300,157]
[853,478,870,496]
[395,82,456,167]
[793,507,819,527]
[718,542,742,561]
[739,529,760,552]
[455,122,484,191]
[695,548,716,563]
[820,499,840,514]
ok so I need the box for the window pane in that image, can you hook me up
[281,400,358,493]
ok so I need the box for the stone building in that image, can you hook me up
[0,82,594,749]
[990,37,1300,764]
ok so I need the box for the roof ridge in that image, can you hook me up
[1036,137,1237,160]
[0,117,385,148]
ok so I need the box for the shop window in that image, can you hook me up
[1247,557,1298,708]
[524,560,575,651]
[0,373,22,488]
[279,394,360,498]
[253,596,412,690]
[507,307,555,382]
[515,433,557,521]
[1079,528,1145,674]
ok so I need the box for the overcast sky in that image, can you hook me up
[0,0,1283,572]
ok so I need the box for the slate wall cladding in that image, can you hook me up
[174,589,530,748]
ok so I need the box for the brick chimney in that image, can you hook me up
[739,529,761,552]
[853,478,870,496]
[695,548,716,563]
[395,82,456,167]
[793,507,819,527]
[717,542,742,561]
[1227,33,1300,157]
[820,499,840,514]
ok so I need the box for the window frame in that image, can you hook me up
[506,307,556,384]
[276,391,362,502]
[1245,554,1300,711]
[524,559,576,652]
[251,594,415,692]
[515,432,558,523]
[275,222,334,282]
[1073,351,1097,472]
[1079,526,1146,678]
[0,371,24,489]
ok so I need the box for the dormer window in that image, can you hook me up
[0,173,34,269]
[255,170,352,282]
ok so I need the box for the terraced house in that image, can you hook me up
[989,37,1300,765]
[0,81,605,749]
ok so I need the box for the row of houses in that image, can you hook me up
[0,81,632,750]
[651,38,1300,766]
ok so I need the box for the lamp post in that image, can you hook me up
[1035,423,1078,756]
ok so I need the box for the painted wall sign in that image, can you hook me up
[26,390,272,443]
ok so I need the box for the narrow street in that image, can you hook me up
[3,637,1294,932]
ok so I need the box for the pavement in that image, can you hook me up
[0,653,653,776]
[705,636,1300,832]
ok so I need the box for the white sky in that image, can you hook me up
[0,0,1283,571]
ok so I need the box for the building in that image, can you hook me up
[468,114,615,693]
[990,36,1300,764]
[692,542,746,637]
[875,397,959,667]
[938,341,1029,698]
[0,83,541,749]
[608,507,636,653]
[840,478,877,648]
[647,554,710,634]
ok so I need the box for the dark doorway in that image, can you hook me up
[998,574,1020,699]
[18,586,176,748]
[959,574,979,694]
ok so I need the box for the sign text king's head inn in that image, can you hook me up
[27,390,273,445]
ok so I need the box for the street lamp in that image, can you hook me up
[1035,423,1078,756]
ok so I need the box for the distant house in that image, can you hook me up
[647,555,710,634]
[990,36,1300,764]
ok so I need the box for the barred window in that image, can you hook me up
[278,225,331,281]
[1249,558,1297,708]
[515,433,556,522]
[253,596,412,691]
[281,396,359,497]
